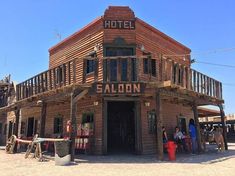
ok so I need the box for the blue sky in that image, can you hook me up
[0,1,234,114]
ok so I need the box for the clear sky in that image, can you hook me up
[0,1,234,114]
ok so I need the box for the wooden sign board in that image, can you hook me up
[104,20,135,29]
[93,83,144,94]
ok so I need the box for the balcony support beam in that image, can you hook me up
[218,104,228,150]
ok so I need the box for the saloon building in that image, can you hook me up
[0,6,226,159]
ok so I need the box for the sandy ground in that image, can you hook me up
[0,143,235,176]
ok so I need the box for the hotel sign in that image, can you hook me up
[104,20,135,29]
[94,83,144,94]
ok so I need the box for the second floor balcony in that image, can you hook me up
[15,56,223,102]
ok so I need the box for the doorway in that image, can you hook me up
[27,117,34,137]
[107,101,135,153]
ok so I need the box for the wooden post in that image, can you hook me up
[219,104,228,150]
[13,108,20,153]
[192,102,203,153]
[102,99,108,155]
[156,90,163,160]
[70,91,77,161]
[39,101,47,138]
[135,101,142,154]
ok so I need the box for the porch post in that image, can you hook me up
[39,101,47,138]
[102,99,107,155]
[192,102,203,153]
[218,104,228,150]
[156,90,163,160]
[13,108,20,153]
[70,91,77,161]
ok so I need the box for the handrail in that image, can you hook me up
[15,56,223,101]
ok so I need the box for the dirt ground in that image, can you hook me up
[0,143,235,176]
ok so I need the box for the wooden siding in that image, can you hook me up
[49,18,104,68]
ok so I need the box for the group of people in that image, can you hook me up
[162,119,199,154]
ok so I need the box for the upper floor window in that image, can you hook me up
[143,57,157,77]
[86,59,95,74]
[110,59,117,81]
[121,58,128,81]
[56,66,63,84]
[106,47,133,57]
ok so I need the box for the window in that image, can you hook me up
[56,66,63,84]
[54,116,63,134]
[106,47,133,57]
[151,59,156,77]
[143,57,157,77]
[147,111,156,134]
[86,59,95,74]
[143,58,149,74]
[110,59,117,81]
[82,113,94,124]
[178,116,187,134]
[121,58,128,81]
[131,58,137,81]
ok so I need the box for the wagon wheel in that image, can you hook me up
[5,135,17,154]
[25,134,38,159]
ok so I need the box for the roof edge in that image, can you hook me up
[136,17,191,53]
[49,16,103,52]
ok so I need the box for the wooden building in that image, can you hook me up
[0,6,226,160]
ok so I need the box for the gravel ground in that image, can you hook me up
[0,143,235,176]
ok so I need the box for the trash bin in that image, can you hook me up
[166,141,177,161]
[54,141,71,166]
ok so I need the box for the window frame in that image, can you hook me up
[86,59,95,74]
[54,115,63,134]
[147,111,156,134]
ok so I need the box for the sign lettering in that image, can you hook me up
[94,83,144,94]
[104,20,135,29]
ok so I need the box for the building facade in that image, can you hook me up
[0,6,226,158]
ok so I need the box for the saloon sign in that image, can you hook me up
[104,20,135,29]
[94,83,144,94]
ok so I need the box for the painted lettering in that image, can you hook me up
[111,21,117,28]
[96,84,103,93]
[104,20,110,28]
[111,84,117,93]
[133,83,140,93]
[104,20,135,29]
[104,84,110,93]
[126,84,132,93]
[95,83,144,94]
[118,84,124,93]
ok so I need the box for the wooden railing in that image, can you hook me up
[16,59,77,101]
[16,56,223,101]
[191,69,222,99]
[160,59,223,99]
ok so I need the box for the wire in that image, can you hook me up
[223,83,235,87]
[163,46,235,57]
[194,60,235,68]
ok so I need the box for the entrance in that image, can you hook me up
[107,101,135,153]
[27,117,34,137]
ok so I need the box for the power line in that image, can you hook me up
[163,46,235,57]
[194,60,235,68]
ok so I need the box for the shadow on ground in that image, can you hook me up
[75,143,235,164]
[1,143,235,165]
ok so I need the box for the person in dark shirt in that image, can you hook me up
[162,126,168,144]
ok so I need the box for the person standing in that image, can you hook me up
[162,126,168,144]
[189,119,197,154]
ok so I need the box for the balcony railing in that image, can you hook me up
[15,56,223,101]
